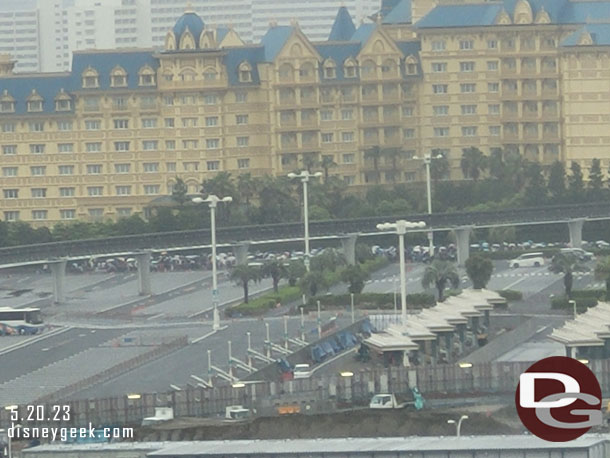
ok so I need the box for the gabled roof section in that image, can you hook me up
[216,26,230,43]
[70,50,159,90]
[315,42,361,80]
[560,1,610,24]
[351,23,376,44]
[562,24,610,47]
[260,26,295,61]
[0,74,71,114]
[382,0,412,24]
[396,40,420,57]
[223,46,264,86]
[329,6,356,41]
[415,3,503,28]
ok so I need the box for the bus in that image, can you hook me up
[0,307,44,336]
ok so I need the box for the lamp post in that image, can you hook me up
[447,415,469,437]
[0,428,10,458]
[288,170,322,271]
[413,152,444,258]
[193,194,233,331]
[377,220,426,325]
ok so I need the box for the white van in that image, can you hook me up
[293,363,312,379]
[510,252,545,268]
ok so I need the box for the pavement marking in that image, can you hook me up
[503,276,528,291]
[191,326,228,344]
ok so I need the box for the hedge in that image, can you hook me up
[571,289,606,300]
[551,296,598,312]
[303,292,436,311]
[497,289,523,301]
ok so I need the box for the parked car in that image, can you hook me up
[560,248,594,261]
[369,393,413,409]
[293,363,312,379]
[510,252,545,268]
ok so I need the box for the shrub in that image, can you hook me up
[551,296,598,312]
[304,292,436,310]
[571,289,605,300]
[226,286,302,317]
[497,289,523,301]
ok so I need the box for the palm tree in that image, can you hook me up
[384,147,402,183]
[594,256,610,299]
[299,270,329,297]
[549,253,585,299]
[302,152,319,173]
[236,173,258,208]
[170,177,189,206]
[340,265,370,294]
[465,255,493,289]
[262,259,287,293]
[422,260,460,302]
[320,155,337,182]
[460,147,487,181]
[364,146,382,184]
[229,264,262,304]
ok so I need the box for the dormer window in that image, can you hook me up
[238,61,252,83]
[344,62,357,78]
[56,99,71,111]
[82,67,99,88]
[405,57,418,75]
[324,60,336,79]
[27,90,44,112]
[138,66,156,87]
[111,66,128,87]
[0,101,14,113]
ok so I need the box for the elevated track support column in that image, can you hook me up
[568,218,585,248]
[454,226,473,266]
[135,251,152,296]
[49,259,67,304]
[340,233,359,265]
[234,242,251,266]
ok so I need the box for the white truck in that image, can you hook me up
[225,405,251,420]
[141,407,174,426]
[369,393,412,409]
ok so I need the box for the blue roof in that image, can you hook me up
[382,0,412,24]
[315,42,361,80]
[416,0,610,29]
[351,23,376,44]
[260,26,295,61]
[0,74,71,115]
[70,50,159,91]
[562,24,610,46]
[216,26,230,44]
[172,12,205,45]
[223,46,264,86]
[396,41,421,57]
[328,6,356,41]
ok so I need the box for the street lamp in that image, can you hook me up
[377,220,426,325]
[288,170,322,271]
[193,194,233,330]
[413,152,444,258]
[447,415,469,437]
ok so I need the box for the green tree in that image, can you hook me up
[311,249,345,272]
[488,149,505,181]
[299,270,329,297]
[465,255,493,289]
[261,259,287,293]
[430,153,450,183]
[286,260,306,287]
[340,264,370,294]
[148,207,177,233]
[229,264,262,304]
[302,152,319,173]
[549,253,585,299]
[355,243,374,263]
[488,226,516,244]
[567,161,585,202]
[594,256,610,299]
[504,151,528,192]
[201,171,236,198]
[364,146,382,184]
[588,158,604,200]
[236,173,259,209]
[255,175,299,224]
[422,260,460,302]
[170,177,189,206]
[112,214,148,235]
[547,161,566,202]
[320,155,337,182]
[523,162,547,206]
[460,147,487,181]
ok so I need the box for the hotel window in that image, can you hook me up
[183,117,198,127]
[432,62,447,73]
[143,140,158,151]
[58,143,74,153]
[32,210,48,220]
[431,40,446,51]
[236,114,248,125]
[237,158,250,169]
[205,117,217,127]
[142,118,157,128]
[341,109,353,120]
[180,94,196,105]
[27,100,43,112]
[183,162,199,171]
[402,106,414,117]
[143,162,159,173]
[460,83,476,93]
[59,187,75,197]
[30,144,45,154]
[461,105,477,115]
[237,136,249,147]
[344,64,356,78]
[343,153,355,164]
[0,101,15,113]
[342,132,355,143]
[4,211,19,221]
[117,208,132,217]
[29,122,44,132]
[55,98,71,111]
[114,119,129,129]
[87,164,102,174]
[487,61,498,71]
[164,118,175,128]
[487,40,497,49]
[3,145,16,155]
[488,82,499,93]
[86,142,102,153]
[82,72,99,88]
[30,166,46,176]
[3,189,18,199]
[111,72,127,87]
[140,96,156,108]
[139,70,155,86]
[85,120,101,130]
[58,120,72,131]
[88,208,104,218]
[460,62,475,72]
[167,162,176,172]
[206,139,219,149]
[2,167,17,177]
[462,126,477,137]
[166,140,176,150]
[207,161,220,171]
[163,96,174,106]
[433,105,449,116]
[112,96,128,109]
[433,127,450,137]
[58,165,74,175]
[344,176,355,185]
[489,104,500,115]
[432,84,448,94]
[83,97,100,111]
[235,92,247,103]
[459,40,474,50]
[2,123,15,132]
[115,185,131,195]
[403,128,415,139]
[115,164,130,173]
[60,209,76,220]
[183,140,198,149]
[489,126,501,136]
[31,188,47,198]
[114,141,130,152]
[321,110,333,121]
[321,133,333,143]
[144,185,160,194]
[87,186,103,196]
[204,94,217,105]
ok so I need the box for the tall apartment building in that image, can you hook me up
[1,0,610,225]
[0,0,40,72]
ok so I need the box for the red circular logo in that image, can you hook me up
[515,356,602,442]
